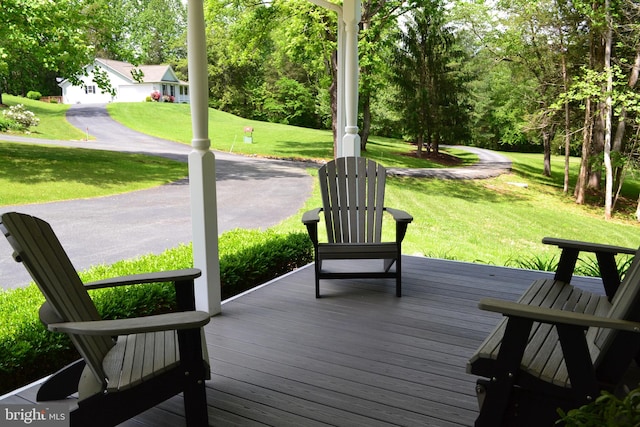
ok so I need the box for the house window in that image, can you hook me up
[84,85,96,94]
[162,84,168,95]
[170,85,175,97]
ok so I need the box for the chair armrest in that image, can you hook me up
[83,268,201,290]
[542,237,637,256]
[302,207,322,247]
[48,311,211,336]
[302,207,322,225]
[84,268,202,311]
[384,207,413,223]
[542,238,637,300]
[479,298,640,332]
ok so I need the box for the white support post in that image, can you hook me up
[336,14,345,158]
[187,0,221,316]
[341,0,361,158]
[307,0,360,159]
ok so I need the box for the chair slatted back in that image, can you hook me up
[590,248,640,372]
[319,157,386,244]
[1,212,113,386]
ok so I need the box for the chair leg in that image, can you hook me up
[180,329,210,426]
[315,259,321,298]
[184,377,208,427]
[396,256,402,297]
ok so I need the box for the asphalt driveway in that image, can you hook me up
[0,104,314,289]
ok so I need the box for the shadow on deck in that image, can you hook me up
[2,256,606,426]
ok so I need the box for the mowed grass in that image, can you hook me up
[107,102,465,168]
[0,142,188,206]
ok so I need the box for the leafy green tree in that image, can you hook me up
[0,0,94,102]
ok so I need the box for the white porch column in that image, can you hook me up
[341,0,361,157]
[187,0,221,315]
[308,0,360,158]
[336,13,345,158]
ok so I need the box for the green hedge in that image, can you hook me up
[0,229,313,395]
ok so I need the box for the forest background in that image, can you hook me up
[2,0,640,219]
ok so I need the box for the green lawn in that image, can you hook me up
[106,102,468,168]
[275,161,639,269]
[2,95,88,141]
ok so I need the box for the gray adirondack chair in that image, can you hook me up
[302,157,413,298]
[468,239,640,426]
[1,212,211,427]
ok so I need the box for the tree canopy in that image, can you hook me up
[3,0,640,218]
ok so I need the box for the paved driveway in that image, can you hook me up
[0,104,313,289]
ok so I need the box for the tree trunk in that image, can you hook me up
[329,49,338,158]
[542,130,552,177]
[612,48,640,196]
[588,20,606,191]
[361,93,371,152]
[575,97,593,204]
[603,0,613,220]
[416,134,424,158]
[589,107,605,189]
[562,53,571,193]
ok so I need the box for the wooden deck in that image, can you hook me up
[2,256,606,426]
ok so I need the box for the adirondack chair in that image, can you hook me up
[468,239,640,427]
[302,157,413,298]
[1,212,211,427]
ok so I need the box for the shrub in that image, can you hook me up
[219,229,313,299]
[558,387,640,426]
[2,104,40,129]
[0,116,15,132]
[26,91,42,101]
[0,229,313,395]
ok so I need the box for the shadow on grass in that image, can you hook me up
[0,143,187,188]
[388,177,527,204]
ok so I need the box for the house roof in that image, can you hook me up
[95,58,187,85]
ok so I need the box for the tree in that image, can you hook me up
[0,0,94,102]
[358,1,420,152]
[392,3,469,156]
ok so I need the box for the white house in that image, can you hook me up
[59,58,190,104]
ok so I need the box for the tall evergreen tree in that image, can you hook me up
[393,3,469,156]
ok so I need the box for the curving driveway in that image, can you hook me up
[0,104,314,289]
[0,104,511,289]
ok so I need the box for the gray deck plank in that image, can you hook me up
[2,256,606,426]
